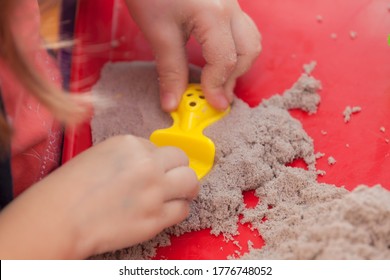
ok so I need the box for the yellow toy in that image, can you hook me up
[150,84,230,179]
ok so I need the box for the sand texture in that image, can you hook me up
[90,62,390,260]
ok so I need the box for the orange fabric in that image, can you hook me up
[0,0,63,196]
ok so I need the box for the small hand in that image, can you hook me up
[64,135,199,256]
[126,0,261,111]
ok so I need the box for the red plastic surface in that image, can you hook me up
[63,0,390,259]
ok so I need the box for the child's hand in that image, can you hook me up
[0,135,199,259]
[125,0,261,111]
[65,136,199,257]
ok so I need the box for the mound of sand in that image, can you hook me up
[90,62,390,260]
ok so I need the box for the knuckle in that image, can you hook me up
[187,167,199,185]
[206,0,230,16]
[182,167,199,198]
[164,146,189,166]
[109,135,140,149]
[174,147,190,164]
[137,157,159,176]
[110,135,151,157]
[251,39,262,57]
[224,53,238,70]
[157,69,183,88]
[251,32,262,56]
[189,181,200,199]
[157,63,182,77]
[240,36,262,59]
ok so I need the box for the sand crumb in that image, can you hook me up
[90,61,390,260]
[330,33,338,40]
[303,61,317,75]
[316,15,323,23]
[317,170,326,176]
[315,152,325,159]
[233,240,243,250]
[320,130,327,135]
[327,156,336,165]
[229,250,242,259]
[380,127,386,133]
[349,31,358,40]
[343,106,361,123]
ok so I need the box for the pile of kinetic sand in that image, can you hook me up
[90,62,390,260]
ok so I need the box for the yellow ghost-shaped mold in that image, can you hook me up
[150,84,230,179]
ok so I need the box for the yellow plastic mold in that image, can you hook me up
[150,84,230,179]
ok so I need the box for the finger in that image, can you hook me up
[153,146,189,172]
[106,135,156,156]
[163,166,199,202]
[159,199,191,229]
[193,15,237,111]
[128,136,158,155]
[225,12,262,96]
[147,22,189,112]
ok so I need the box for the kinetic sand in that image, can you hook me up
[343,106,362,123]
[90,62,390,260]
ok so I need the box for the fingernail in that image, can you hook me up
[214,93,230,111]
[161,93,178,112]
[226,91,234,103]
[205,87,230,111]
[225,81,236,103]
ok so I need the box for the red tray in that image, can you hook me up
[63,0,390,259]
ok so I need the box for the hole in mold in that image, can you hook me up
[199,95,205,99]
[189,102,197,107]
[186,93,193,97]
